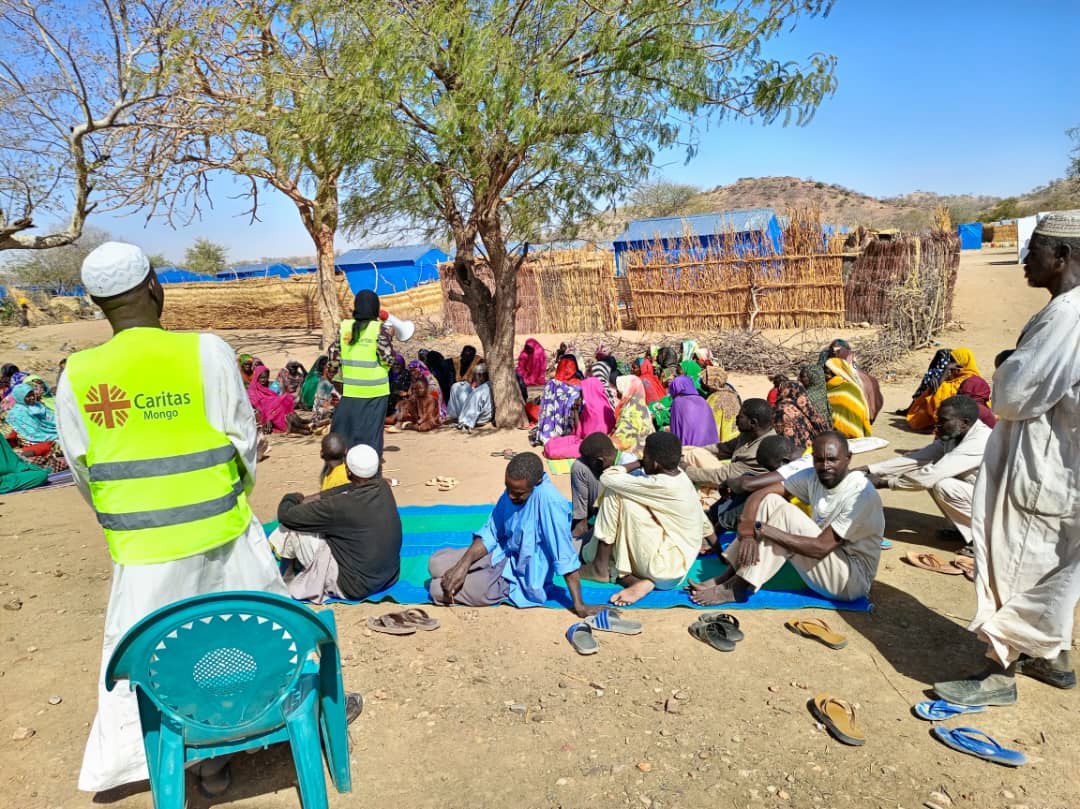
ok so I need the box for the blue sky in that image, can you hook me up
[95,0,1080,263]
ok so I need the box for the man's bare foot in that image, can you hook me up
[687,571,735,593]
[611,577,655,606]
[578,560,611,583]
[688,583,738,606]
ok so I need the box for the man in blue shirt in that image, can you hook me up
[428,452,601,616]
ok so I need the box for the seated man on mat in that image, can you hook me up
[688,431,884,605]
[681,398,777,496]
[571,432,638,542]
[580,432,712,606]
[270,444,402,603]
[428,452,601,616]
[857,395,990,551]
[707,434,804,537]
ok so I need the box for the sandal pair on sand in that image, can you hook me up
[367,608,441,635]
[688,613,744,652]
[904,551,974,580]
[566,608,643,655]
[912,700,1027,766]
[425,476,458,492]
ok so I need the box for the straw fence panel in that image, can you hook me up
[622,213,846,331]
[439,249,618,335]
[843,231,960,348]
[160,274,444,331]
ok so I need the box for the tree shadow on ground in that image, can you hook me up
[187,743,307,809]
[847,579,984,685]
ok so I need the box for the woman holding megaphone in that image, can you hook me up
[331,290,397,454]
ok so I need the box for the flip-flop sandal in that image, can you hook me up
[688,620,736,652]
[425,478,439,487]
[367,613,418,635]
[385,425,403,433]
[930,726,1027,767]
[951,556,975,580]
[490,449,517,459]
[913,699,988,721]
[904,551,964,575]
[699,613,744,642]
[785,618,848,650]
[880,538,893,549]
[438,481,457,492]
[566,622,599,655]
[807,694,865,746]
[586,608,643,635]
[400,608,441,631]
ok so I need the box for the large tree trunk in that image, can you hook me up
[313,225,339,349]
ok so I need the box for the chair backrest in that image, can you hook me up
[107,591,338,732]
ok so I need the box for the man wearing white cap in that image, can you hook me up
[55,242,287,795]
[271,443,403,603]
[936,212,1080,706]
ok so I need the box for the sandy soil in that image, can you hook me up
[1,247,1077,809]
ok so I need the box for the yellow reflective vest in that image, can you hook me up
[64,328,252,565]
[339,319,389,398]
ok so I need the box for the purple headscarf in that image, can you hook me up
[668,375,719,447]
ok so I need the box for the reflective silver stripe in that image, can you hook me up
[96,480,244,531]
[88,445,238,483]
[342,375,389,387]
[340,358,381,368]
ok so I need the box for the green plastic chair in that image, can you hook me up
[106,591,352,809]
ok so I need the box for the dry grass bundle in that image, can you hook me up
[439,248,619,335]
[160,275,445,331]
[983,222,1018,244]
[621,208,845,331]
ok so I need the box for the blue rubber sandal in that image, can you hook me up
[913,699,987,721]
[566,622,599,655]
[931,726,1027,767]
[586,608,643,635]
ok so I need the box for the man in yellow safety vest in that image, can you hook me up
[56,242,287,797]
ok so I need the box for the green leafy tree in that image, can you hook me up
[1068,126,1080,191]
[339,0,837,426]
[146,253,172,270]
[119,2,354,348]
[184,238,228,276]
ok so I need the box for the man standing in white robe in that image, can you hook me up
[56,243,287,796]
[935,212,1080,706]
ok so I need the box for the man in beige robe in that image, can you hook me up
[936,212,1080,706]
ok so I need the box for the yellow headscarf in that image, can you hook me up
[950,348,980,377]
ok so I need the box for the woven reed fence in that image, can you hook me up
[621,211,846,331]
[159,274,445,331]
[439,249,619,334]
[844,231,960,348]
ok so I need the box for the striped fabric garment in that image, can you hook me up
[825,358,872,438]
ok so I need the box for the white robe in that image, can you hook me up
[56,333,286,793]
[969,287,1080,666]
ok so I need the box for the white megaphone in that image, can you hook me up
[383,312,415,342]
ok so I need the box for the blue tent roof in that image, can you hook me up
[612,208,778,245]
[335,244,446,267]
[215,262,294,280]
[155,266,207,284]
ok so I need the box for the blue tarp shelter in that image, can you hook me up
[155,266,207,284]
[611,208,784,273]
[334,244,449,296]
[214,262,294,281]
[958,222,983,250]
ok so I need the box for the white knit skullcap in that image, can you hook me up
[345,444,379,478]
[1033,210,1080,239]
[80,242,151,298]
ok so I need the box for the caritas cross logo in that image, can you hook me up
[84,383,132,429]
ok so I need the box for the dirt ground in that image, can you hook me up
[1,247,1076,809]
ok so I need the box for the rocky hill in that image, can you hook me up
[579,175,1080,241]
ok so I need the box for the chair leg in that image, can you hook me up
[137,691,186,809]
[318,647,352,793]
[285,690,330,809]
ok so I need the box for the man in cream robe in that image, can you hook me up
[936,212,1080,706]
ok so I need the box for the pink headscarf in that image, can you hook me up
[516,338,548,386]
[542,376,615,460]
[247,363,295,433]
